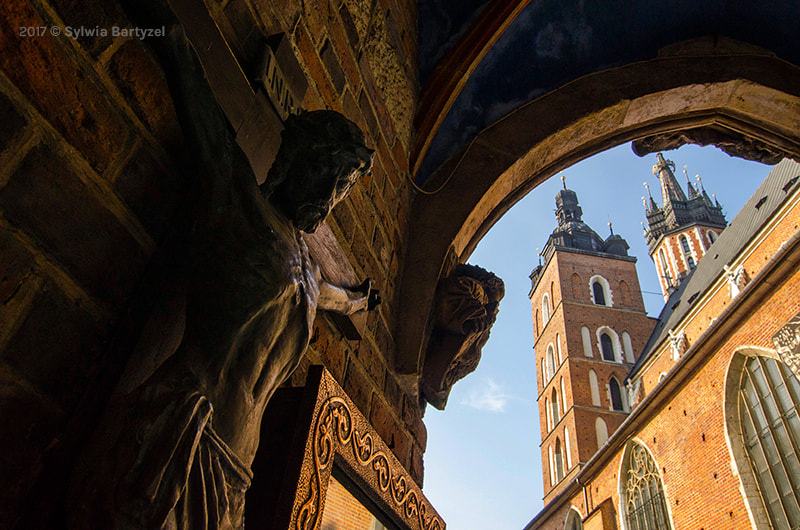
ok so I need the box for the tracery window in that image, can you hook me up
[622,441,673,530]
[738,355,800,527]
[601,333,615,361]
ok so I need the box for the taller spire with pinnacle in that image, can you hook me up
[642,152,727,253]
[653,153,688,207]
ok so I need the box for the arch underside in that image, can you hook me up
[397,43,800,377]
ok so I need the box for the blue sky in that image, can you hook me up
[419,143,770,530]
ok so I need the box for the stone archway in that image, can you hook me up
[397,43,800,375]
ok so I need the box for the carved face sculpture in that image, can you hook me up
[266,111,374,233]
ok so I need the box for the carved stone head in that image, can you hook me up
[264,110,374,233]
[422,264,505,409]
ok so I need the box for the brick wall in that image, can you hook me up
[532,248,656,502]
[0,0,423,526]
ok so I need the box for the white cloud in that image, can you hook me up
[460,378,510,413]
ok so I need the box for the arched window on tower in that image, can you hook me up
[680,235,695,270]
[592,281,606,306]
[601,333,615,361]
[556,334,563,365]
[622,332,635,363]
[554,438,564,483]
[595,417,608,448]
[545,397,552,431]
[589,369,601,406]
[564,427,572,469]
[548,445,555,486]
[542,294,551,325]
[707,230,717,245]
[621,441,673,529]
[546,345,555,381]
[581,326,593,357]
[551,388,560,425]
[610,377,625,411]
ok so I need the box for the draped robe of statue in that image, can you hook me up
[67,13,377,530]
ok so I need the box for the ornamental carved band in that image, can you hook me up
[293,370,444,530]
[773,310,800,380]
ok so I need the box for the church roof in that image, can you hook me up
[628,158,800,381]
[529,182,633,294]
[548,181,630,256]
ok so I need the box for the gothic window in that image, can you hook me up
[546,345,556,381]
[589,370,601,406]
[596,417,609,448]
[565,508,583,530]
[592,281,606,305]
[658,248,671,285]
[707,230,717,245]
[680,235,695,270]
[556,334,563,365]
[610,377,625,411]
[541,359,546,388]
[622,332,635,363]
[542,294,551,325]
[590,275,612,306]
[601,333,615,361]
[736,355,800,528]
[622,441,673,530]
[549,445,555,486]
[565,427,572,469]
[551,388,560,425]
[545,397,552,431]
[560,377,567,415]
[581,326,593,357]
[555,438,565,482]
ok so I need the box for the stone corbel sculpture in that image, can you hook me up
[67,6,378,529]
[421,264,504,410]
[667,328,687,361]
[723,263,749,298]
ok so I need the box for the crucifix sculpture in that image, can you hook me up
[67,4,379,528]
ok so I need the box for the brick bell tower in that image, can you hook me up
[644,152,727,299]
[529,178,655,503]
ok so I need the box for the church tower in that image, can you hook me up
[644,152,727,299]
[529,179,655,503]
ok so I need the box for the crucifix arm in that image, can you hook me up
[318,279,381,316]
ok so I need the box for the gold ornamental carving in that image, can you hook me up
[295,391,444,530]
